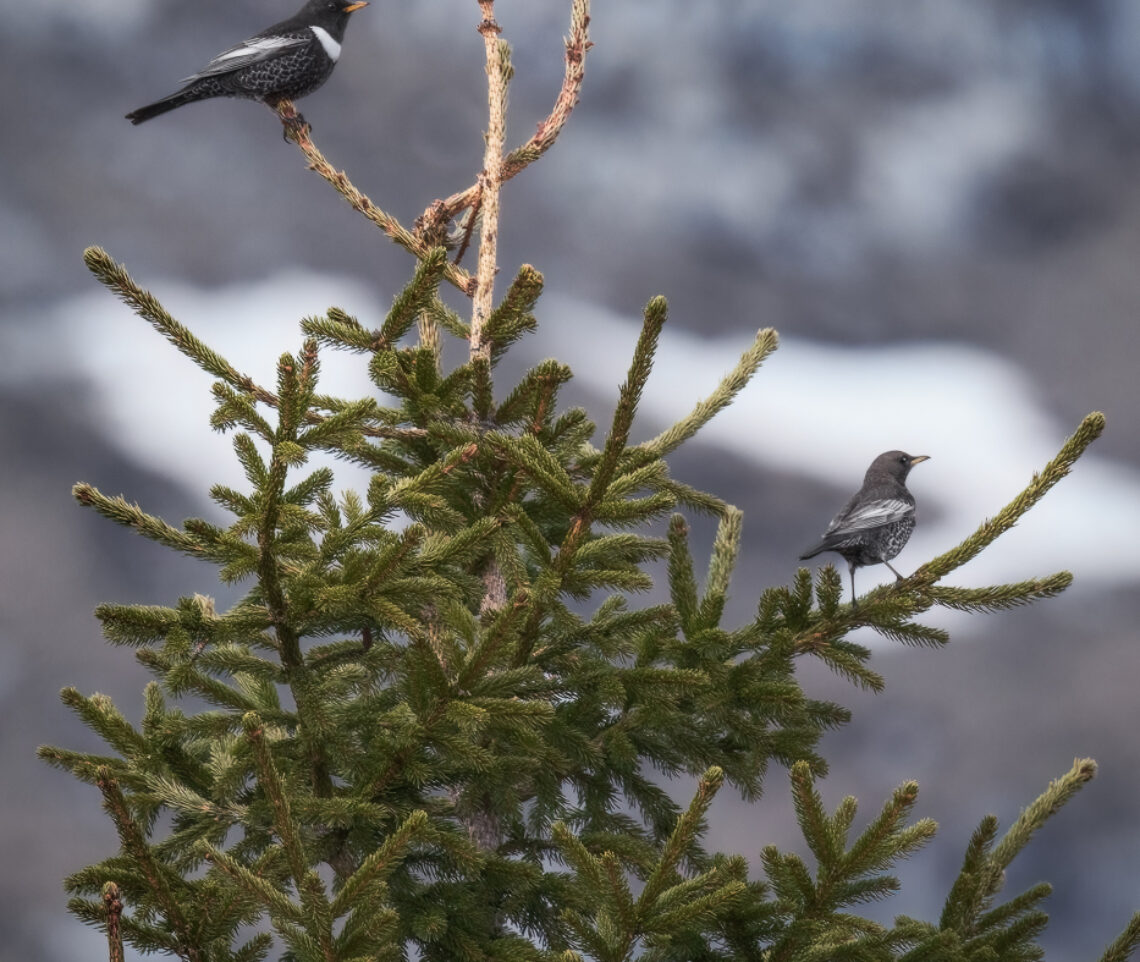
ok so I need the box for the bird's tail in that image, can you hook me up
[125,87,209,124]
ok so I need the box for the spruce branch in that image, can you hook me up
[141,773,244,825]
[589,296,668,503]
[843,782,935,875]
[378,247,452,349]
[83,247,426,442]
[651,476,728,517]
[698,507,743,630]
[330,809,429,916]
[418,304,444,370]
[766,764,937,962]
[257,463,300,667]
[915,411,1105,584]
[459,589,530,689]
[974,881,1052,932]
[501,0,591,179]
[197,845,306,927]
[638,327,779,459]
[83,246,267,392]
[989,757,1097,874]
[1101,913,1140,962]
[484,263,544,363]
[494,359,572,428]
[96,769,203,962]
[789,761,844,870]
[243,713,313,892]
[869,619,949,649]
[639,767,724,909]
[37,745,123,786]
[939,814,1000,932]
[67,897,200,960]
[924,574,1073,612]
[938,759,1099,951]
[300,248,452,355]
[513,298,669,660]
[273,102,476,295]
[59,688,148,761]
[666,515,700,636]
[799,640,885,693]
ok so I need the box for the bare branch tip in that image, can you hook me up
[1073,757,1098,780]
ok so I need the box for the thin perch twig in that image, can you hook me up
[277,1,590,293]
[275,102,476,296]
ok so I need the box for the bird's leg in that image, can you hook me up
[849,562,858,609]
[884,560,906,581]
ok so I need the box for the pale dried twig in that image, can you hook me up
[418,0,592,246]
[275,102,476,295]
[470,2,510,361]
[276,1,591,297]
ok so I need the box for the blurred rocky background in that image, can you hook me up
[2,0,1138,957]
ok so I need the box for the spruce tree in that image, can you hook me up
[42,2,1140,960]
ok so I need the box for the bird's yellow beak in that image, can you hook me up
[345,1,368,10]
[909,455,931,466]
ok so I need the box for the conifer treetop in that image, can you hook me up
[47,2,1139,960]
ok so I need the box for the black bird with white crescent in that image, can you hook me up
[126,0,369,126]
[800,450,930,604]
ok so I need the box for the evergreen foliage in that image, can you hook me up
[44,2,1138,960]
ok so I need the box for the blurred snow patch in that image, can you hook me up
[8,277,1137,593]
[532,294,1140,589]
[6,270,387,503]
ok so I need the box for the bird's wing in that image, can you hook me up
[826,497,913,533]
[183,34,311,81]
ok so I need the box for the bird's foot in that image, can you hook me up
[281,111,310,142]
[272,100,311,142]
[884,560,907,582]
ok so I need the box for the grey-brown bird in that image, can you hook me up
[800,451,930,604]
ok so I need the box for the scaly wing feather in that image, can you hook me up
[825,497,913,534]
[183,35,310,82]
